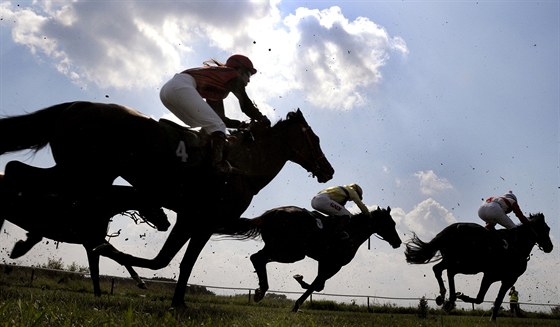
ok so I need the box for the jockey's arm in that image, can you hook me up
[512,202,530,224]
[347,188,370,215]
[231,85,268,124]
[206,99,243,128]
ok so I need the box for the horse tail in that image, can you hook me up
[0,102,72,155]
[404,232,442,264]
[217,217,263,240]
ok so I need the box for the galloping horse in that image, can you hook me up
[405,213,553,321]
[0,101,334,307]
[0,164,161,295]
[228,206,401,312]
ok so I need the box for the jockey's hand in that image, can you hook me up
[259,116,271,128]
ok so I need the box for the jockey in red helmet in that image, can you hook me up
[160,54,270,174]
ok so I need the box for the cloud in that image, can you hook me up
[399,198,457,240]
[1,2,407,110]
[414,170,453,196]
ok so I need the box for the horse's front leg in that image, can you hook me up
[292,262,341,312]
[490,279,516,321]
[171,232,212,308]
[84,247,102,297]
[293,274,311,289]
[250,249,270,302]
[456,273,494,306]
[432,262,447,306]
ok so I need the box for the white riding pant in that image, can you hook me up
[311,193,351,216]
[160,73,226,134]
[478,201,516,229]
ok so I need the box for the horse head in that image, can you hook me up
[370,206,402,249]
[527,213,553,253]
[273,109,334,183]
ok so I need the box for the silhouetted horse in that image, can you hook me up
[0,163,165,295]
[228,206,401,312]
[0,101,334,307]
[405,213,553,321]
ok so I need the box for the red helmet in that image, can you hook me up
[225,54,257,75]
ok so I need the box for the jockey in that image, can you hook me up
[478,191,529,229]
[160,54,271,174]
[311,183,370,240]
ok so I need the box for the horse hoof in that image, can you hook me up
[254,288,265,303]
[443,300,456,312]
[137,282,148,290]
[435,295,444,306]
[293,274,303,281]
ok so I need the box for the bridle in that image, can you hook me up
[290,123,325,178]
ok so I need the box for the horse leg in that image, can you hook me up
[124,265,147,289]
[432,261,447,306]
[491,280,516,321]
[171,232,212,308]
[95,220,191,270]
[10,233,43,259]
[293,274,311,289]
[444,269,457,312]
[85,247,102,297]
[291,262,341,312]
[456,274,494,305]
[250,249,270,302]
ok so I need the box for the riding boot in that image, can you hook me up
[210,131,233,174]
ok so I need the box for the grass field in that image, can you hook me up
[1,264,558,326]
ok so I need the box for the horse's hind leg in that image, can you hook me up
[10,233,42,259]
[291,262,341,312]
[250,249,270,302]
[444,269,457,311]
[432,261,447,306]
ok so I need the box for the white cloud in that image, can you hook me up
[400,198,457,240]
[414,170,453,196]
[1,1,407,110]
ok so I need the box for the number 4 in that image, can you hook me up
[176,141,188,162]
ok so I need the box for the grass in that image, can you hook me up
[0,265,558,326]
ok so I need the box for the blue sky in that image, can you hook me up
[1,1,558,310]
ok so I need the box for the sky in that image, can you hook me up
[0,0,559,312]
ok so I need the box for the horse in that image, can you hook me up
[226,205,402,312]
[0,163,167,295]
[404,213,553,321]
[0,101,334,307]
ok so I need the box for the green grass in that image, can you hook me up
[0,265,558,326]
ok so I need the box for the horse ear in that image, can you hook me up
[376,206,380,211]
[387,206,391,212]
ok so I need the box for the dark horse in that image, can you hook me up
[229,206,402,312]
[0,101,334,307]
[405,213,553,321]
[0,164,161,295]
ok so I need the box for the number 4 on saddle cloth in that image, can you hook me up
[158,118,208,166]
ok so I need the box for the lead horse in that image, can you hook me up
[0,101,334,307]
[404,213,553,321]
[228,205,401,312]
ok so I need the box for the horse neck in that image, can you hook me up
[347,215,373,245]
[507,225,537,258]
[228,129,290,189]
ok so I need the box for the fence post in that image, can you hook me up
[367,296,370,311]
[310,293,312,304]
[248,290,251,303]
[111,278,115,295]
